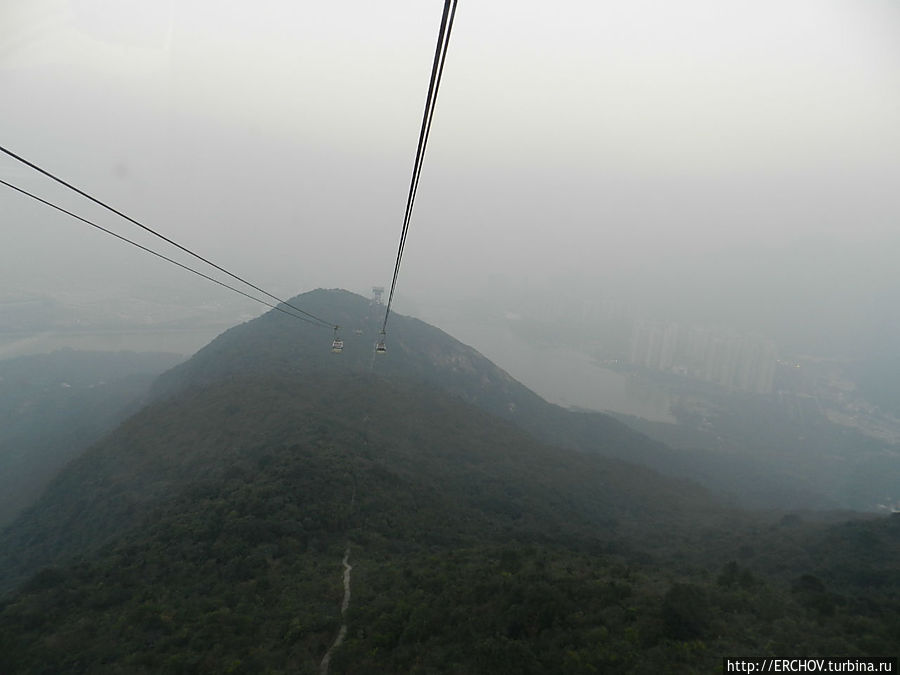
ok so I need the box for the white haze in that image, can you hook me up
[2,0,899,366]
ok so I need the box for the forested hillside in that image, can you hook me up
[1,372,898,672]
[1,291,897,672]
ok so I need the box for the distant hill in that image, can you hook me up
[0,349,183,527]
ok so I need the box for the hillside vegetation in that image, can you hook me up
[1,291,897,672]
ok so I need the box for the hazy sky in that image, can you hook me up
[2,0,899,355]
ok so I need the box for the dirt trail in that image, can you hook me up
[319,545,352,675]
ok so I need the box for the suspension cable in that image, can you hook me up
[382,0,459,335]
[0,144,335,329]
[1,178,331,328]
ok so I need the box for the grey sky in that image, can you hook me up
[2,0,899,356]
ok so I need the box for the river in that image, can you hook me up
[419,313,675,423]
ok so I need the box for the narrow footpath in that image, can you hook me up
[319,545,352,675]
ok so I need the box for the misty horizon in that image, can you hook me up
[2,0,899,368]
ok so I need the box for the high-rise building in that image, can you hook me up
[628,319,777,394]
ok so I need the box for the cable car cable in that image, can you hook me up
[384,0,456,331]
[398,0,458,268]
[393,0,453,276]
[0,144,335,329]
[0,178,330,328]
[381,0,458,336]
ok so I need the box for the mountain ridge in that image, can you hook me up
[148,289,830,509]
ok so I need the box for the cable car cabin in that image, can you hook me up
[375,338,387,354]
[331,326,344,353]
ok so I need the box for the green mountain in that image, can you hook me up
[0,319,719,596]
[0,349,183,526]
[0,290,897,672]
[149,289,832,509]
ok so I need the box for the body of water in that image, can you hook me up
[0,327,227,360]
[421,312,675,423]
